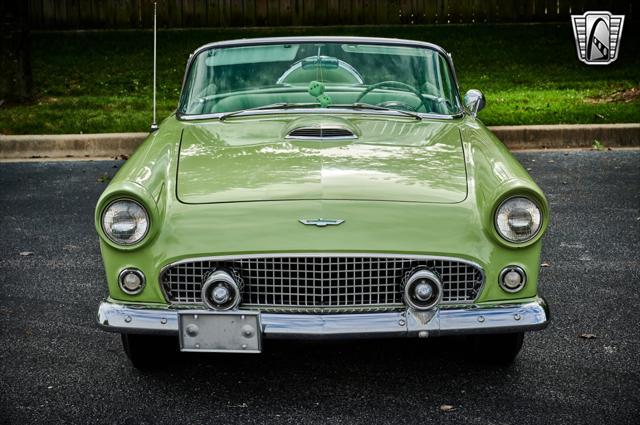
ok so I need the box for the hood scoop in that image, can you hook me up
[286,126,357,140]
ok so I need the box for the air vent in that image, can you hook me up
[286,126,357,140]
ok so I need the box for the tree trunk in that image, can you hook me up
[0,1,33,104]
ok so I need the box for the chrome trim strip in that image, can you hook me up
[160,252,485,272]
[97,298,549,338]
[236,304,404,314]
[191,36,451,59]
[179,109,463,122]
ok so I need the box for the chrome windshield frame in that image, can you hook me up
[179,108,462,122]
[176,36,465,121]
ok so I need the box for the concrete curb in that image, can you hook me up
[0,133,145,159]
[490,123,640,150]
[1,124,638,159]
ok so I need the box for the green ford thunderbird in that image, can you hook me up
[96,36,550,368]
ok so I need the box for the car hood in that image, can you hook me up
[177,115,467,204]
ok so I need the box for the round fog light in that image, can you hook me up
[499,266,527,293]
[201,270,241,310]
[415,282,434,301]
[212,285,231,304]
[404,269,443,311]
[118,269,146,295]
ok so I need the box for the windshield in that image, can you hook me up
[179,41,462,117]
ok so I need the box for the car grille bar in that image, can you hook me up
[160,254,484,312]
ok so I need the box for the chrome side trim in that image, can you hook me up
[97,298,549,338]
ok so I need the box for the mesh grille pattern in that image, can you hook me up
[161,255,483,312]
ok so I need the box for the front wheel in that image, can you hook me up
[121,333,178,370]
[471,332,525,365]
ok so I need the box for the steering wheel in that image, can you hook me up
[355,80,432,112]
[377,100,416,112]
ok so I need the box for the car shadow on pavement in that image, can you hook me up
[135,336,514,378]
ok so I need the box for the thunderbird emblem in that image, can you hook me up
[299,218,345,227]
[571,11,625,65]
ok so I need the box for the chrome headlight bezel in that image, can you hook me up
[101,198,150,246]
[494,196,543,244]
[118,268,147,295]
[499,265,527,293]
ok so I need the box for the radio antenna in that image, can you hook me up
[150,1,159,132]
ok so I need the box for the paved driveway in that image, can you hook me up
[1,151,638,424]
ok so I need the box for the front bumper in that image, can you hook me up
[97,298,549,339]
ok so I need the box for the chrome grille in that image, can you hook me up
[160,254,483,312]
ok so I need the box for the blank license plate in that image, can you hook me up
[178,311,261,353]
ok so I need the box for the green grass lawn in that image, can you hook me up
[0,23,638,134]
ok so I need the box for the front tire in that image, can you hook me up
[121,333,177,370]
[471,332,525,365]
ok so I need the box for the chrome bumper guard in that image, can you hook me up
[97,298,549,339]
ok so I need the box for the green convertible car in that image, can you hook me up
[96,36,550,368]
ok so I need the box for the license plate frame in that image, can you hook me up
[178,311,262,353]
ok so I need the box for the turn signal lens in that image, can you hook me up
[101,199,149,245]
[495,197,542,243]
[118,269,146,295]
[499,266,527,293]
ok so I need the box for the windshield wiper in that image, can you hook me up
[335,103,422,120]
[219,103,319,120]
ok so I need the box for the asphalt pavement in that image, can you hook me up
[1,150,639,424]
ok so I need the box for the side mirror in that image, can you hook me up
[464,89,485,117]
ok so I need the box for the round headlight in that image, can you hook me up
[101,199,149,245]
[495,197,542,243]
